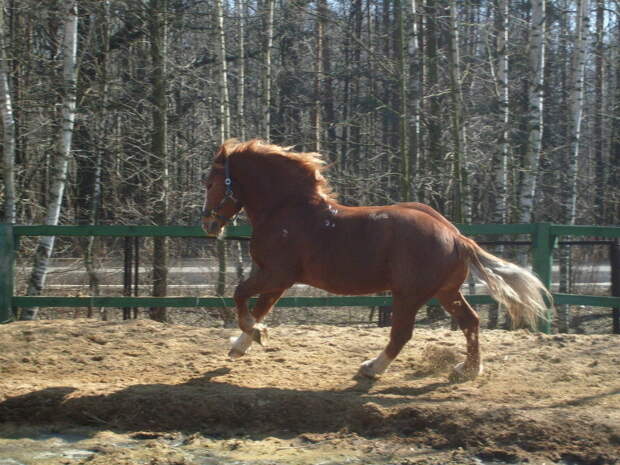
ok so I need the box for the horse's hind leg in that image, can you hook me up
[436,290,482,380]
[359,294,426,378]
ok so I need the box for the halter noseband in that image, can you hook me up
[202,156,243,225]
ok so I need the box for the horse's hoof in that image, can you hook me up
[252,324,268,346]
[228,347,245,359]
[359,359,380,379]
[228,333,252,359]
[450,361,483,381]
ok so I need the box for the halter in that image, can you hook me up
[202,156,243,225]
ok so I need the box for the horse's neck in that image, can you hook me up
[243,190,329,228]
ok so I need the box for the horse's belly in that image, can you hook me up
[299,263,391,295]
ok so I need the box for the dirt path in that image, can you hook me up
[0,319,618,464]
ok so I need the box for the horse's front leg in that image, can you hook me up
[229,272,289,359]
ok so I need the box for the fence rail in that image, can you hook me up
[1,223,619,333]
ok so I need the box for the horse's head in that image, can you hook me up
[202,150,243,237]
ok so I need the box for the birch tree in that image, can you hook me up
[564,0,589,225]
[215,0,230,143]
[83,0,111,318]
[21,0,79,320]
[559,0,589,332]
[0,0,16,224]
[408,0,421,202]
[518,0,545,223]
[611,5,620,226]
[396,0,410,201]
[148,0,169,322]
[424,0,443,210]
[263,0,275,140]
[488,0,510,329]
[447,0,469,222]
[313,0,326,152]
[493,0,509,225]
[214,0,237,326]
[593,0,605,222]
[236,0,246,141]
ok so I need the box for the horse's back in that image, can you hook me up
[293,202,463,294]
[396,202,460,233]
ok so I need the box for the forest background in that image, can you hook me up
[0,0,618,323]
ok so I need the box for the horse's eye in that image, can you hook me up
[206,182,213,190]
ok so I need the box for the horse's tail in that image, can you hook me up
[458,236,553,329]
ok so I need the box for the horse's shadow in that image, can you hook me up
[0,368,453,438]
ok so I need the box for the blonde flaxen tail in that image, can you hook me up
[461,237,553,329]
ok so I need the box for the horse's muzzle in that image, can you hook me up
[202,217,224,237]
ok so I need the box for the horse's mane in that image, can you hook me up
[218,139,336,200]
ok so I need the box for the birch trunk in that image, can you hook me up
[611,9,620,226]
[236,0,246,140]
[564,0,589,225]
[214,0,237,326]
[215,0,230,142]
[447,0,468,222]
[518,0,545,223]
[409,0,421,202]
[0,0,16,224]
[263,0,275,140]
[313,0,327,152]
[21,0,79,320]
[149,0,169,322]
[233,0,246,284]
[593,0,604,222]
[425,0,443,211]
[396,0,410,201]
[488,0,510,329]
[559,0,589,333]
[84,0,111,318]
[493,0,509,225]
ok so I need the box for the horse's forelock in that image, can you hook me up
[217,138,242,159]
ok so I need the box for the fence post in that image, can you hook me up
[532,222,554,333]
[0,224,16,323]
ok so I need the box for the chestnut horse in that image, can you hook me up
[202,139,551,380]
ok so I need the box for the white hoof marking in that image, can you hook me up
[229,332,253,359]
[453,361,484,378]
[360,351,392,378]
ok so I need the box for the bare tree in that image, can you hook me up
[493,0,509,225]
[148,0,169,322]
[564,0,589,225]
[447,0,468,222]
[236,0,246,140]
[0,0,16,224]
[408,0,421,202]
[263,0,275,140]
[215,0,230,142]
[21,0,79,320]
[593,0,605,222]
[559,0,590,332]
[518,0,546,223]
[396,0,410,201]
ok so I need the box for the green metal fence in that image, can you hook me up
[1,223,619,332]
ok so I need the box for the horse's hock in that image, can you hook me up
[0,319,618,463]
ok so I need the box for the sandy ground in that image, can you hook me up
[0,319,618,465]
